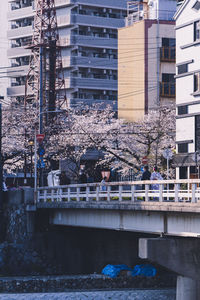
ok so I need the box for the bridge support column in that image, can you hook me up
[176,276,200,300]
[139,238,200,300]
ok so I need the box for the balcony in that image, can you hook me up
[7,85,25,96]
[65,77,117,90]
[62,56,117,69]
[6,65,29,77]
[60,34,117,49]
[7,25,33,39]
[72,35,117,48]
[160,82,175,98]
[73,14,125,28]
[7,47,31,58]
[74,0,126,9]
[160,47,175,62]
[56,0,126,9]
[7,6,34,21]
[55,0,73,7]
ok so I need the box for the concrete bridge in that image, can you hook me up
[4,179,199,299]
[37,179,200,238]
[35,179,200,299]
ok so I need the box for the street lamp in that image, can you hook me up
[28,139,34,187]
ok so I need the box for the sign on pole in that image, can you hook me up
[163,148,173,181]
[142,156,148,165]
[163,148,173,160]
[36,134,45,143]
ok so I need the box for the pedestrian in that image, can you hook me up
[141,166,151,199]
[141,165,151,181]
[59,171,71,185]
[100,176,107,191]
[150,166,163,200]
[79,172,87,199]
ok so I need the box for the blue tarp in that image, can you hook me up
[131,264,157,277]
[101,264,131,278]
[102,264,156,278]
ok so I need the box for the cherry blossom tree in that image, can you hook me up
[2,101,175,178]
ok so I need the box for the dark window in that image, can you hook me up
[194,20,200,41]
[179,167,188,179]
[178,143,188,153]
[162,73,175,83]
[190,166,197,174]
[162,38,175,47]
[195,115,200,151]
[177,64,188,74]
[194,72,200,92]
[192,1,200,11]
[177,105,188,115]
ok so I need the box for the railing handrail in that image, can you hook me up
[37,179,200,190]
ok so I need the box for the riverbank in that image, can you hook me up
[0,289,177,300]
[0,274,176,293]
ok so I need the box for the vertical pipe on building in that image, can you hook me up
[156,0,160,107]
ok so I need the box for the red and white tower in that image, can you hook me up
[25,0,67,133]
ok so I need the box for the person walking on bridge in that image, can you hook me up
[150,166,163,200]
[141,166,151,197]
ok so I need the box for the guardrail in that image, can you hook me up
[37,179,200,204]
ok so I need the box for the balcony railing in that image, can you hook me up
[160,47,175,62]
[160,82,175,98]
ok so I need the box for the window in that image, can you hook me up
[160,73,175,97]
[178,143,188,153]
[179,167,188,179]
[177,64,188,74]
[160,38,175,61]
[162,38,175,47]
[194,72,200,92]
[194,20,200,41]
[162,73,175,83]
[192,1,200,11]
[195,115,200,151]
[178,105,188,115]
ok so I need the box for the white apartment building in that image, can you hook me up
[6,0,127,110]
[174,0,200,179]
[0,0,9,102]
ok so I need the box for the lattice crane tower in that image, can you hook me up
[25,0,67,134]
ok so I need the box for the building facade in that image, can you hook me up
[175,0,200,179]
[7,0,128,110]
[0,0,9,103]
[118,0,176,122]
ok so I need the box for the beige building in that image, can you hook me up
[118,0,176,122]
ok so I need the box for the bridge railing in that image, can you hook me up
[37,179,200,204]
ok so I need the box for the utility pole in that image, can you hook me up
[25,0,67,187]
[0,104,2,196]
